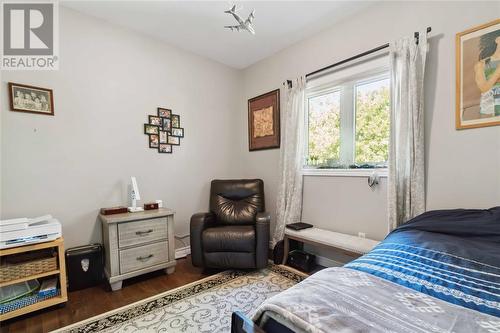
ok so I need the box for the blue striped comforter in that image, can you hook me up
[345,207,500,317]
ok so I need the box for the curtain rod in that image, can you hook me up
[286,27,431,87]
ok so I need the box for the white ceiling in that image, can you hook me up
[62,1,375,69]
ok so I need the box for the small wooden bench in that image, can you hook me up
[282,227,380,265]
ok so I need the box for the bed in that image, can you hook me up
[234,207,500,333]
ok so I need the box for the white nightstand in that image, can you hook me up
[100,208,176,291]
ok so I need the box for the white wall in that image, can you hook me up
[238,1,500,245]
[0,7,242,248]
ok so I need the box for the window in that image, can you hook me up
[305,67,390,171]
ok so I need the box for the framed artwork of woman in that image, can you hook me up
[456,19,500,129]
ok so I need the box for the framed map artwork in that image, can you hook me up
[248,89,280,151]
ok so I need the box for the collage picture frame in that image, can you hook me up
[143,107,185,154]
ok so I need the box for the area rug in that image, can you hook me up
[53,264,306,333]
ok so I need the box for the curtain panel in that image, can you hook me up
[272,78,306,245]
[388,30,428,230]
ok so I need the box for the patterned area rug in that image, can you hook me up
[53,264,305,333]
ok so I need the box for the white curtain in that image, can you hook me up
[388,30,428,230]
[272,77,306,245]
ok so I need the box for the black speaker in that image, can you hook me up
[287,249,316,273]
[65,244,104,291]
[273,239,304,264]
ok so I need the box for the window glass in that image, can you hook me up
[307,91,341,166]
[355,77,390,165]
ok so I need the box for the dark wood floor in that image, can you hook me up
[1,257,216,333]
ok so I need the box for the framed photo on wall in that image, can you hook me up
[158,143,172,153]
[167,135,180,145]
[149,115,161,126]
[248,89,280,151]
[8,82,54,116]
[144,124,159,135]
[456,19,500,129]
[162,118,171,132]
[149,134,159,148]
[171,115,180,128]
[158,108,171,118]
[159,131,168,143]
[171,127,184,137]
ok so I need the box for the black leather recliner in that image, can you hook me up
[190,179,270,269]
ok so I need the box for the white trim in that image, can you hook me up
[340,83,355,165]
[306,55,389,90]
[175,246,191,259]
[315,254,345,268]
[302,168,388,177]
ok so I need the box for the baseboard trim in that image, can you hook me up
[315,254,344,268]
[175,246,191,259]
[173,245,342,267]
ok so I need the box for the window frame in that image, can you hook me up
[303,67,390,177]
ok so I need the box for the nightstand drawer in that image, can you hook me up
[118,218,167,248]
[119,241,168,274]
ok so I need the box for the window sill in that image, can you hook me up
[302,168,388,178]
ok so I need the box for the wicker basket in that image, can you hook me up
[0,255,57,283]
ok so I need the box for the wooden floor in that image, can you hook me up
[1,256,216,333]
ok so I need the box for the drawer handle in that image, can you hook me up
[136,254,154,261]
[136,229,153,236]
